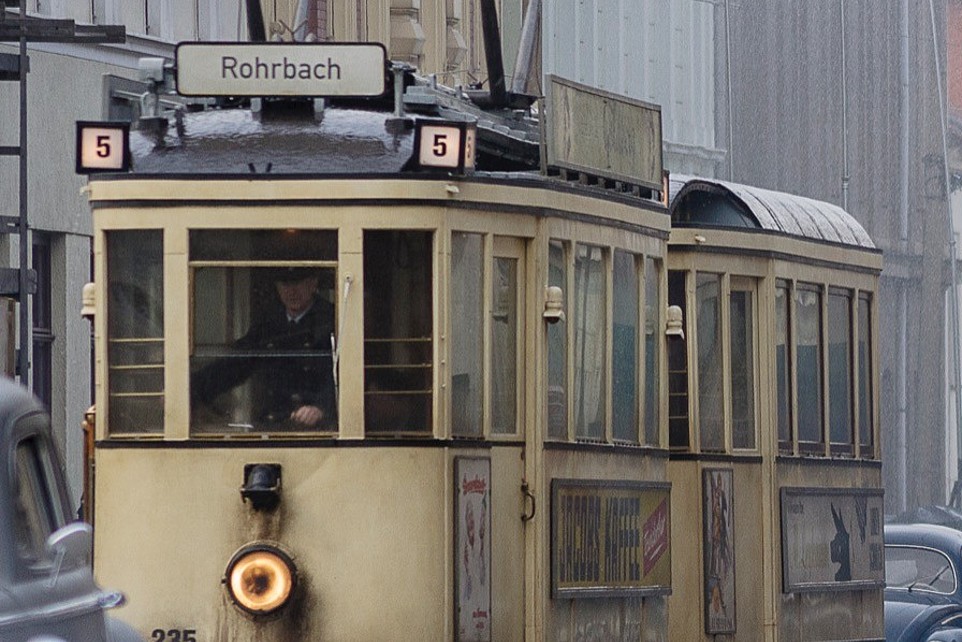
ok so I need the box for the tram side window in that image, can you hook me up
[858,293,874,455]
[491,255,519,435]
[696,273,724,452]
[547,240,568,439]
[364,230,433,434]
[828,288,854,452]
[189,230,337,434]
[574,244,607,441]
[730,284,756,450]
[106,230,164,434]
[667,270,689,449]
[643,257,662,446]
[451,233,484,437]
[612,250,639,443]
[795,284,824,451]
[775,281,792,452]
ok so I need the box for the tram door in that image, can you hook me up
[451,234,528,641]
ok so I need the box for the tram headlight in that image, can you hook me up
[224,544,297,616]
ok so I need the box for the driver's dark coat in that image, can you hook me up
[193,298,336,426]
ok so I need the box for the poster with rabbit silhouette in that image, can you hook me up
[780,487,885,592]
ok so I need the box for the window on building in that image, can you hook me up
[107,230,164,434]
[31,233,52,409]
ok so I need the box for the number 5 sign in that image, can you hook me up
[76,121,131,174]
[413,120,476,173]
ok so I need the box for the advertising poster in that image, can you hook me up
[703,469,735,634]
[780,487,885,592]
[551,479,671,598]
[456,457,491,642]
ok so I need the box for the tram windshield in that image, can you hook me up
[190,230,338,434]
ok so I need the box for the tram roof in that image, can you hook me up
[116,102,668,213]
[668,173,876,249]
[129,105,418,175]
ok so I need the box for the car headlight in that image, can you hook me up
[224,544,297,616]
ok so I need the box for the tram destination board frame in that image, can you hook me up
[550,479,671,599]
[780,486,885,593]
[175,41,388,97]
[542,75,664,192]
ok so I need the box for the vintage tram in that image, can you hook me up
[80,59,883,641]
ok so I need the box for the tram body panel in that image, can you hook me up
[86,178,671,236]
[666,460,766,642]
[93,445,525,641]
[538,450,671,640]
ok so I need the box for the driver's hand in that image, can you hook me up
[291,405,324,427]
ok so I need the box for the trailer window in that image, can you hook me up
[189,230,337,434]
[730,286,756,450]
[858,294,874,455]
[775,282,792,452]
[106,230,164,434]
[364,230,434,435]
[696,273,723,451]
[574,244,607,441]
[829,288,854,452]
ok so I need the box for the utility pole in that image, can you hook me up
[0,2,123,385]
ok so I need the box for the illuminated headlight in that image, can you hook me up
[224,544,297,616]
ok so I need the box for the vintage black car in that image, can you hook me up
[885,522,962,641]
[0,377,142,642]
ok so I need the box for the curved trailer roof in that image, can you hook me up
[669,174,875,249]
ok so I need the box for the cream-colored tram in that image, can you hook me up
[664,176,884,641]
[82,94,675,640]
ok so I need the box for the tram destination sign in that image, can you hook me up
[550,479,671,598]
[175,42,387,97]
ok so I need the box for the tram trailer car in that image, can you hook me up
[82,91,674,641]
[665,176,884,641]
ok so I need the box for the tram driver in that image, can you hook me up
[191,266,336,431]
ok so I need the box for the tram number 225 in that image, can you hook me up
[151,629,197,642]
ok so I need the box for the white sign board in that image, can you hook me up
[175,42,387,97]
[75,121,130,174]
[414,121,476,173]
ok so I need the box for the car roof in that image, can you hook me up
[0,377,42,433]
[886,522,962,550]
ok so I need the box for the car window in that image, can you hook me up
[886,545,957,593]
[11,417,65,568]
